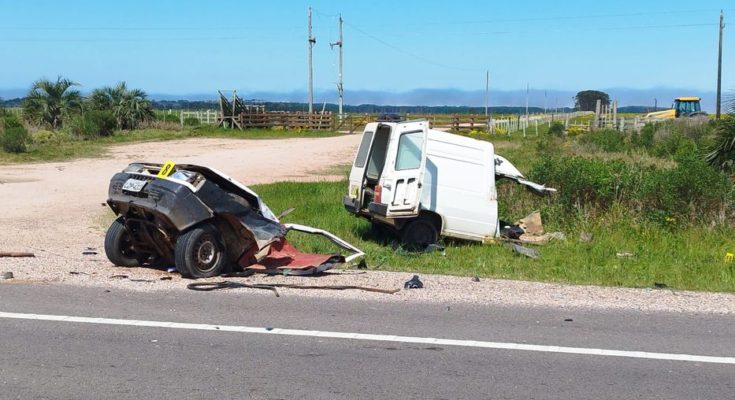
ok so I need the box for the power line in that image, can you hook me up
[344,21,478,71]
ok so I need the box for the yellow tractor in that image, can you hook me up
[645,97,707,120]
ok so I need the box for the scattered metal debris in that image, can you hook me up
[1,272,14,280]
[404,275,424,289]
[616,251,635,258]
[0,252,35,258]
[509,243,541,259]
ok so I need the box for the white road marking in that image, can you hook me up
[1,311,733,365]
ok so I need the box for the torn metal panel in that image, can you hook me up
[245,223,366,276]
[495,155,557,196]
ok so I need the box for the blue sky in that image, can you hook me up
[0,0,732,108]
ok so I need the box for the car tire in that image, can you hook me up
[104,217,140,267]
[175,223,231,279]
[400,217,438,250]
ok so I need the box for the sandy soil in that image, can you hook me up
[1,135,734,314]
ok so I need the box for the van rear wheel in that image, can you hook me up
[400,217,438,250]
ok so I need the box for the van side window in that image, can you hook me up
[354,131,374,168]
[395,130,424,170]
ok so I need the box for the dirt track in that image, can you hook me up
[0,135,360,279]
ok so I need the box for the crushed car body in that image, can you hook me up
[105,162,363,278]
[343,120,556,247]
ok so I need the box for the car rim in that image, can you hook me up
[120,232,137,258]
[194,235,219,272]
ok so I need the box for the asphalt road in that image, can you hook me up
[1,283,733,399]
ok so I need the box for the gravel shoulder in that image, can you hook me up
[1,135,734,314]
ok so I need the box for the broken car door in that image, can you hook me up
[376,122,429,218]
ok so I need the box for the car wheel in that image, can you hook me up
[175,223,231,279]
[400,217,438,250]
[104,217,140,267]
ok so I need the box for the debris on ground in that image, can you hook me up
[579,232,594,243]
[472,276,481,282]
[0,252,35,258]
[514,211,566,244]
[1,272,14,280]
[509,243,541,259]
[404,275,424,289]
[186,280,400,297]
[616,251,635,258]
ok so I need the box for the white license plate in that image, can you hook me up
[122,178,148,193]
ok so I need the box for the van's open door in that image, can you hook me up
[382,123,429,217]
[345,124,378,213]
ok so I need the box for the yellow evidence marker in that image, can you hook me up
[157,161,176,178]
[725,252,734,263]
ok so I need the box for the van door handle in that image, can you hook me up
[417,183,422,188]
[383,183,392,189]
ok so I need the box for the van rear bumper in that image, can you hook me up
[343,195,360,214]
[367,202,388,216]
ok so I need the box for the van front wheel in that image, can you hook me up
[400,218,438,250]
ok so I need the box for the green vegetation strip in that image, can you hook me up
[254,179,735,293]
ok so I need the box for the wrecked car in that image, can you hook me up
[343,120,556,247]
[105,163,362,278]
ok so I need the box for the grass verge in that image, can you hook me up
[252,179,735,293]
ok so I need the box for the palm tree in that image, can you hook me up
[706,100,735,174]
[22,76,82,128]
[89,82,154,129]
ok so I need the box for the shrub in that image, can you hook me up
[31,129,71,145]
[706,116,735,173]
[631,123,656,148]
[579,129,626,152]
[1,114,30,153]
[529,155,733,225]
[183,116,200,126]
[547,121,564,137]
[158,113,180,123]
[67,110,116,138]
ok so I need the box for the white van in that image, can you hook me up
[343,120,555,247]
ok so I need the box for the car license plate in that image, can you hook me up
[122,178,147,193]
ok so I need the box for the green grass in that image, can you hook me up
[0,126,343,164]
[252,180,735,292]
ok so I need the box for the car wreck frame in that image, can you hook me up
[105,162,363,278]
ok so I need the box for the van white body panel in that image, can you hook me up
[345,120,553,243]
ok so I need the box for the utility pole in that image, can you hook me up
[330,14,344,119]
[544,90,547,114]
[307,7,316,113]
[654,98,658,111]
[484,70,489,117]
[525,83,529,122]
[716,10,724,119]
